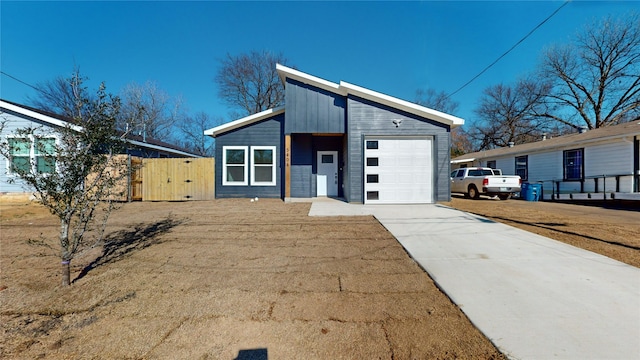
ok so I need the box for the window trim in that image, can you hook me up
[222,146,248,186]
[515,155,528,181]
[250,146,276,186]
[563,148,584,181]
[34,137,56,174]
[6,135,57,175]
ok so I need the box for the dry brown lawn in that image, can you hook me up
[1,198,505,359]
[446,196,640,268]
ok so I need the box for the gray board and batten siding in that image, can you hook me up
[285,79,346,134]
[214,113,284,199]
[285,78,347,198]
[290,134,345,198]
[346,95,451,203]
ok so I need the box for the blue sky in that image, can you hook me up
[1,1,636,129]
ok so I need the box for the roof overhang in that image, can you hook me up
[126,139,201,157]
[204,106,286,138]
[276,64,464,128]
[451,158,476,164]
[0,100,82,131]
[2,100,200,157]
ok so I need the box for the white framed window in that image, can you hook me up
[35,137,56,173]
[251,146,276,186]
[6,136,57,175]
[222,146,248,186]
[7,137,31,174]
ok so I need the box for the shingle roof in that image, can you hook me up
[453,121,640,162]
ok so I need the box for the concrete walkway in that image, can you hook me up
[309,199,640,360]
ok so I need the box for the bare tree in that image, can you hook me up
[415,88,460,115]
[176,112,220,156]
[28,66,93,119]
[118,81,182,141]
[414,88,471,156]
[215,50,291,116]
[539,13,640,129]
[1,77,128,286]
[470,79,551,150]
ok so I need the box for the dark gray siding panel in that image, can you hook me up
[289,134,345,198]
[346,96,451,203]
[290,134,313,197]
[215,114,284,198]
[285,79,346,134]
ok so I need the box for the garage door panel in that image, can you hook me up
[364,137,433,204]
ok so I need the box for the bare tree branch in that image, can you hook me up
[215,50,292,116]
[539,13,640,128]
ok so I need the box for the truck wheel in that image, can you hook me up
[498,194,510,200]
[468,186,480,200]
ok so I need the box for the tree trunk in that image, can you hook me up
[60,218,71,286]
[62,261,71,286]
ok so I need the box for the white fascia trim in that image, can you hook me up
[451,158,476,164]
[204,106,285,138]
[339,81,465,127]
[0,100,82,132]
[126,139,201,158]
[276,64,344,95]
[274,66,465,127]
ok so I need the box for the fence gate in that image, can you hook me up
[130,156,143,201]
[141,158,215,201]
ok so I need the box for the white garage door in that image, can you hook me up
[364,137,433,204]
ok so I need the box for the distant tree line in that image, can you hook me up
[27,13,639,157]
[28,51,292,157]
[416,13,639,154]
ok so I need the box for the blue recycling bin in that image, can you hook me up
[521,183,541,201]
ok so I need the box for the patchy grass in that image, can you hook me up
[447,196,640,267]
[0,199,505,359]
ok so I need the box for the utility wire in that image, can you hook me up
[445,0,570,99]
[0,70,47,95]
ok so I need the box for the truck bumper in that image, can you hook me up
[483,186,521,193]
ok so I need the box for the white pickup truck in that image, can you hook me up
[451,167,521,200]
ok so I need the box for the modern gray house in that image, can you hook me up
[451,121,640,200]
[205,64,464,204]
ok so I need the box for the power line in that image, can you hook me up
[445,0,570,99]
[0,70,47,95]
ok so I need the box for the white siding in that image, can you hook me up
[495,157,515,175]
[465,135,638,195]
[585,142,633,177]
[528,152,561,182]
[529,151,562,194]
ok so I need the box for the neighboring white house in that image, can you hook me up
[1,99,199,195]
[451,121,640,200]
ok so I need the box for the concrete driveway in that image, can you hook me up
[309,199,640,360]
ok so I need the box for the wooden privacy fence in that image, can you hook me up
[140,157,215,201]
[130,156,143,201]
